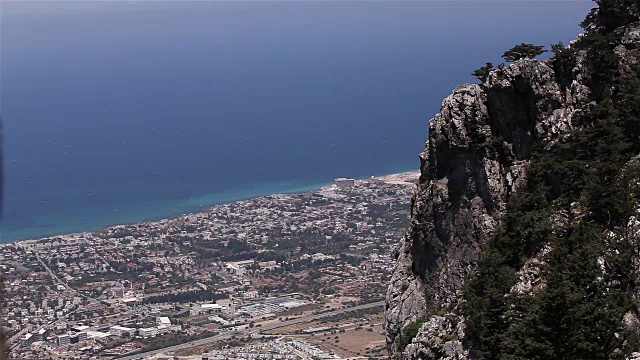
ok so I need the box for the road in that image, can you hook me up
[34,253,81,297]
[117,300,384,360]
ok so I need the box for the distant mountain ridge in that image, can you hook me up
[385,1,640,359]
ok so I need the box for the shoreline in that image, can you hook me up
[3,170,420,246]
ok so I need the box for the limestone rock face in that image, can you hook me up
[384,55,597,359]
[386,21,640,359]
[404,315,468,360]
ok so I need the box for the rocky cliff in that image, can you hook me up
[385,3,640,359]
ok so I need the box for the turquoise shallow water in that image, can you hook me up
[0,1,593,243]
[1,165,418,242]
[2,180,330,242]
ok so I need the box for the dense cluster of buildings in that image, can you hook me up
[1,172,417,359]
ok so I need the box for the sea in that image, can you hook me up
[0,1,593,243]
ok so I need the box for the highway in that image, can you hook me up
[117,300,384,360]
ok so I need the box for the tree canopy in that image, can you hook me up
[581,0,640,33]
[550,41,566,57]
[472,62,494,83]
[502,43,547,62]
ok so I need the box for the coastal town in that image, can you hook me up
[1,172,418,360]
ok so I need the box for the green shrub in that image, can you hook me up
[400,317,428,350]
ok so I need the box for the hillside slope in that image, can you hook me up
[385,2,640,359]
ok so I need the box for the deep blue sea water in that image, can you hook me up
[0,1,593,242]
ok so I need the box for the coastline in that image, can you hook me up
[3,170,419,246]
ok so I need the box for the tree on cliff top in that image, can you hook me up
[472,62,494,83]
[502,43,547,62]
[581,0,640,33]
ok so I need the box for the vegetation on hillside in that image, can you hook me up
[463,1,640,359]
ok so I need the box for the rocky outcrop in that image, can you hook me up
[510,245,551,295]
[384,38,615,358]
[404,315,468,360]
[387,13,640,357]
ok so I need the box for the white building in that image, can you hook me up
[110,325,135,337]
[77,332,88,342]
[243,290,259,299]
[21,333,34,346]
[109,284,125,298]
[225,263,244,276]
[156,316,171,326]
[225,260,254,276]
[139,327,158,338]
[335,178,355,189]
[36,328,49,341]
[56,334,70,346]
[191,303,227,316]
[202,303,226,312]
[157,325,169,335]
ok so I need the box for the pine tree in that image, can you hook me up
[472,62,494,84]
[502,43,547,62]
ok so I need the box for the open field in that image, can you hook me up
[264,310,387,358]
[308,321,387,359]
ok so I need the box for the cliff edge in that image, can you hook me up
[385,2,640,359]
